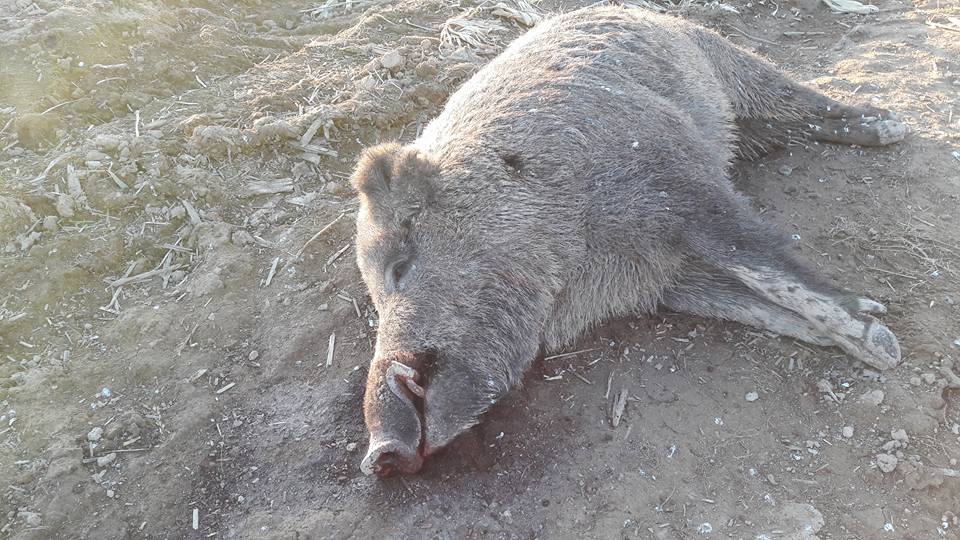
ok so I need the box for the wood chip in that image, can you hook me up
[610,389,628,428]
[325,333,336,367]
[215,382,235,394]
[263,256,280,287]
[192,508,199,530]
[181,199,202,225]
[326,244,351,266]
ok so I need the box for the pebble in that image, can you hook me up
[842,426,854,438]
[380,49,405,71]
[876,453,898,473]
[17,511,41,527]
[345,442,358,452]
[921,372,937,385]
[248,350,260,361]
[42,215,59,232]
[858,389,885,406]
[891,428,908,444]
[909,376,922,386]
[744,391,759,402]
[106,489,115,498]
[87,427,104,442]
[97,453,117,467]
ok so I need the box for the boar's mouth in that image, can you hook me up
[361,351,435,477]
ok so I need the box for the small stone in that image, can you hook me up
[921,372,937,385]
[42,215,59,232]
[345,442,358,452]
[106,489,115,498]
[876,453,898,473]
[380,50,405,71]
[778,165,793,176]
[248,350,260,361]
[891,428,908,444]
[909,376,922,386]
[85,149,110,162]
[842,426,854,438]
[17,511,41,527]
[744,391,759,402]
[858,389,884,406]
[96,453,116,467]
[87,427,104,442]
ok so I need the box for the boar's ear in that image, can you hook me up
[351,143,401,197]
[351,143,438,209]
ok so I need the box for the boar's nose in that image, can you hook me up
[360,437,424,477]
[361,353,431,477]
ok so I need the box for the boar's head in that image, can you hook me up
[351,142,561,477]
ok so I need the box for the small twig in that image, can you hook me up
[325,333,336,367]
[728,26,781,47]
[864,266,921,281]
[292,213,345,263]
[326,244,351,266]
[263,256,280,287]
[544,348,599,361]
[108,265,186,287]
[926,20,960,33]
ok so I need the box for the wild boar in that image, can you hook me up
[351,5,905,477]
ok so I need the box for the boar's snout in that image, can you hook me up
[361,437,423,478]
[361,351,431,477]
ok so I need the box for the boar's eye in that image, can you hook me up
[385,259,413,293]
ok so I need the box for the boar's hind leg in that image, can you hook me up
[662,260,832,345]
[694,29,906,157]
[724,262,900,371]
[687,209,900,371]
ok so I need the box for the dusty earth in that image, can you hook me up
[0,0,959,538]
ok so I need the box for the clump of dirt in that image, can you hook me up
[1,0,959,538]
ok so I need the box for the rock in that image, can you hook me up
[858,389,884,406]
[921,372,936,384]
[876,453,898,473]
[380,49,405,71]
[93,134,123,152]
[85,149,110,162]
[248,350,260,361]
[745,391,759,402]
[87,427,104,442]
[55,193,75,218]
[17,511,42,527]
[842,426,854,438]
[891,428,908,444]
[415,60,440,79]
[909,376,921,386]
[346,442,358,452]
[106,489,115,497]
[96,453,117,467]
[42,215,59,232]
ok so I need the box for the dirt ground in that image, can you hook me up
[0,0,959,538]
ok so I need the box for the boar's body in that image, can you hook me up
[352,6,904,476]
